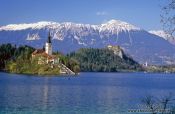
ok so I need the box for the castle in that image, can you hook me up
[107,45,123,59]
[32,32,59,65]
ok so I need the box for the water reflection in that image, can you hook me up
[42,78,49,110]
[0,72,175,114]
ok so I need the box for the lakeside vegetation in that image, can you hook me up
[145,65,175,73]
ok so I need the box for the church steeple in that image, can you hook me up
[47,31,52,43]
[45,31,52,55]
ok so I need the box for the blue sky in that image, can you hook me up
[0,0,166,30]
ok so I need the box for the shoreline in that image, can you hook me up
[0,70,174,77]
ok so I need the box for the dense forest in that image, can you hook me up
[0,43,35,69]
[68,48,143,72]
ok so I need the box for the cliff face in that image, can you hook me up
[107,45,124,59]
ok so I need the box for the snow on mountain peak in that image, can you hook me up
[0,20,141,32]
[0,21,57,31]
[101,19,140,32]
[149,30,172,40]
[149,30,175,44]
[106,19,125,24]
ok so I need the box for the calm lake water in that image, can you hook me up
[0,72,175,114]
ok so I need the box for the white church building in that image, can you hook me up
[32,32,59,65]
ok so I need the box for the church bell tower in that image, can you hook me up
[45,32,52,55]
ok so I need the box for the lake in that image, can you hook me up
[0,72,175,114]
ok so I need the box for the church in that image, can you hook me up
[32,32,59,65]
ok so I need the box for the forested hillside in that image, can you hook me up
[68,48,143,72]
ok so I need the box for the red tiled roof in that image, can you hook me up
[32,49,56,60]
[32,49,45,55]
[41,53,56,60]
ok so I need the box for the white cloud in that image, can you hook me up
[96,11,108,16]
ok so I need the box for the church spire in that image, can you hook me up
[47,31,51,43]
[45,31,52,55]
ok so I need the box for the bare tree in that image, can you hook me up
[141,93,175,114]
[160,93,173,114]
[141,95,159,114]
[161,0,175,38]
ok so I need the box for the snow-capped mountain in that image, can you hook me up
[149,30,175,44]
[0,19,175,65]
[0,21,57,31]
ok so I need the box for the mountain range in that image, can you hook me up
[0,19,175,65]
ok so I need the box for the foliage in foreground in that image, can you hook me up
[141,93,175,114]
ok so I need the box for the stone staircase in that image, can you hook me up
[59,63,75,75]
